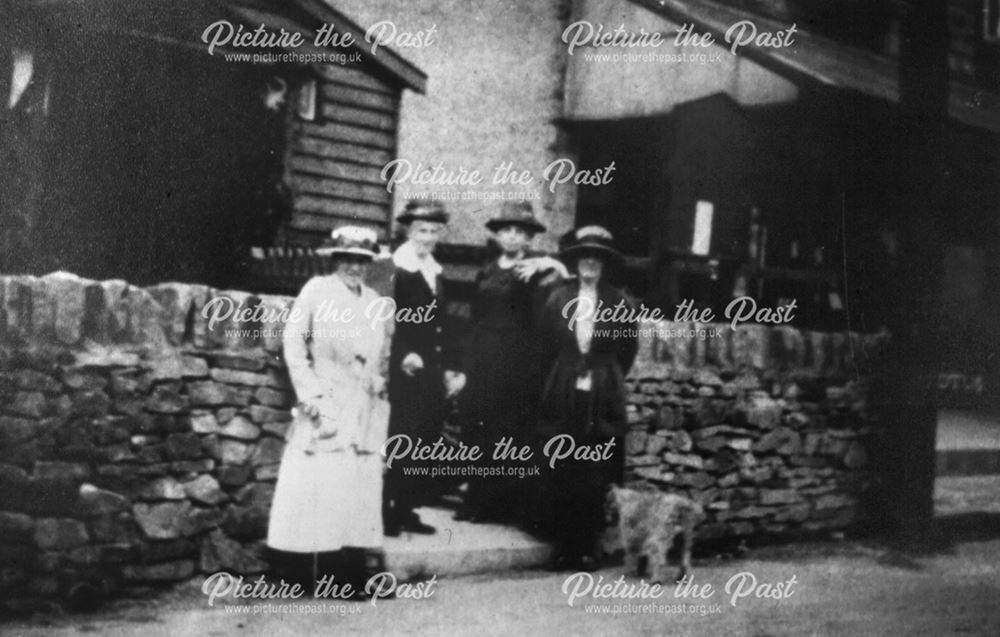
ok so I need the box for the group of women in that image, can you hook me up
[265,202,638,597]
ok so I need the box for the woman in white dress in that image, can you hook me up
[267,226,390,597]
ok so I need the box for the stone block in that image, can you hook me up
[731,324,769,369]
[189,411,220,434]
[760,489,801,506]
[210,368,271,387]
[742,401,782,429]
[692,370,723,387]
[0,416,41,449]
[138,538,198,563]
[262,421,291,438]
[218,465,253,488]
[251,439,285,467]
[202,352,268,372]
[137,477,186,501]
[625,454,659,468]
[814,494,856,511]
[753,428,797,454]
[624,431,648,455]
[76,484,129,516]
[148,355,209,382]
[184,475,227,506]
[133,501,192,539]
[156,432,200,461]
[6,391,45,418]
[145,386,188,414]
[34,518,89,550]
[0,512,34,542]
[695,436,728,453]
[145,282,212,344]
[188,381,251,407]
[673,471,714,490]
[253,464,280,481]
[254,387,292,408]
[249,405,292,425]
[773,503,810,523]
[220,440,255,465]
[87,512,141,544]
[70,390,111,417]
[108,370,151,398]
[662,452,704,470]
[728,438,752,452]
[122,560,196,583]
[14,370,62,393]
[220,416,260,441]
[221,506,268,540]
[199,529,268,574]
[169,459,215,475]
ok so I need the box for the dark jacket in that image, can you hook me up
[387,265,459,439]
[536,279,638,439]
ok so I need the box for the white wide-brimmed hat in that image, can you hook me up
[315,225,380,259]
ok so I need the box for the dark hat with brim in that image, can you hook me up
[315,225,379,259]
[559,225,623,262]
[485,201,546,234]
[396,199,449,225]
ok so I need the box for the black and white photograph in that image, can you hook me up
[2,0,1000,635]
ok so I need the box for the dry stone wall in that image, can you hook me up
[0,272,884,613]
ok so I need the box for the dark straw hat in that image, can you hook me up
[485,201,546,234]
[559,225,623,262]
[396,199,449,225]
[315,225,379,259]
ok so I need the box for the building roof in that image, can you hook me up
[629,0,1000,131]
[5,0,427,93]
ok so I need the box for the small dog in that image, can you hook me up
[605,485,703,584]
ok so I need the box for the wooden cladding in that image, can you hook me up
[285,61,400,241]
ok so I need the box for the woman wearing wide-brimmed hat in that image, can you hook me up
[455,201,568,524]
[535,225,638,571]
[267,225,391,597]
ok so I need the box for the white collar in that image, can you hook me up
[392,241,442,276]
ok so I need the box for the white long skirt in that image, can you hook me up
[267,444,383,552]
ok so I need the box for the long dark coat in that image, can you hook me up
[460,257,549,437]
[536,280,639,439]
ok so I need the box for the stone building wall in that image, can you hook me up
[0,272,882,612]
[334,0,577,250]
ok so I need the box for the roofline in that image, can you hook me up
[627,0,1000,132]
[292,0,427,93]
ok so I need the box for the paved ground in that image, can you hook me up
[936,475,1000,515]
[4,534,999,637]
[936,410,1000,475]
[936,410,1000,451]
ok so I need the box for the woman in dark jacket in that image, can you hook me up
[536,225,638,571]
[456,201,567,523]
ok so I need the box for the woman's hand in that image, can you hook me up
[298,401,321,421]
[514,256,569,282]
[444,370,466,398]
[401,352,424,376]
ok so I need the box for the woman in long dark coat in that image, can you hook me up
[455,202,567,523]
[536,225,638,571]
